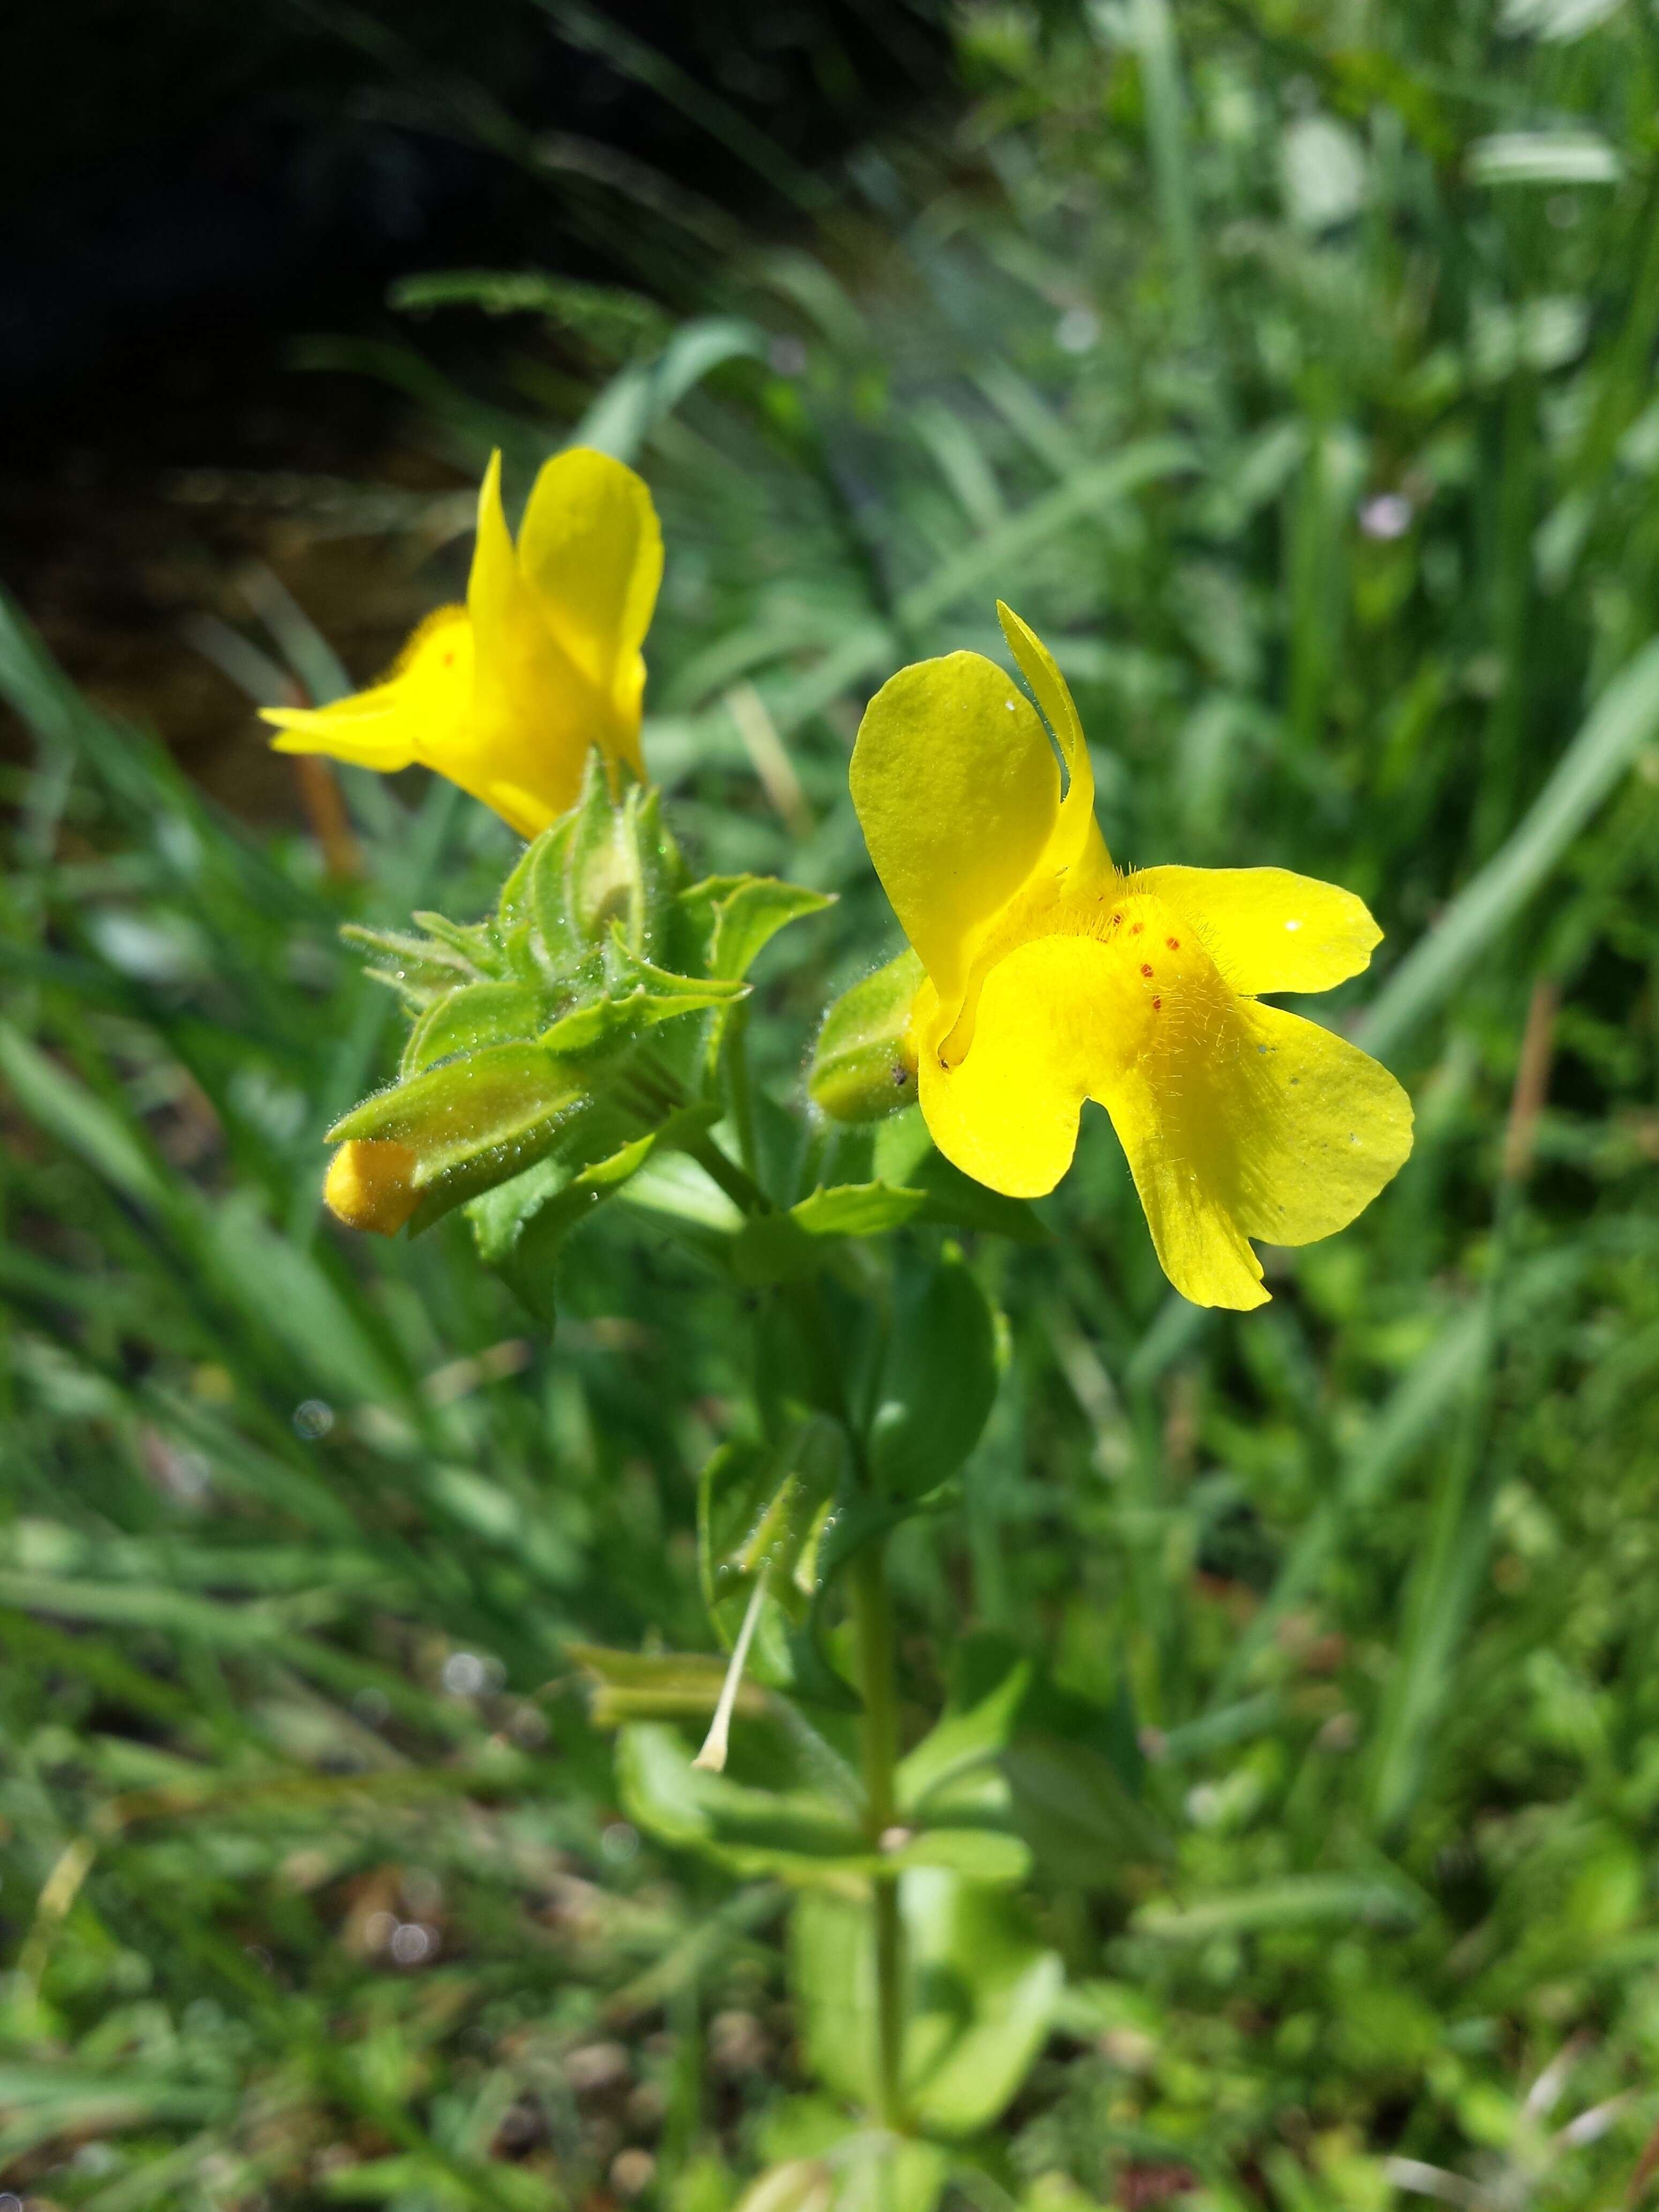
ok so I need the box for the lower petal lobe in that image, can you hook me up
[916,891,1412,1309]
[263,608,471,772]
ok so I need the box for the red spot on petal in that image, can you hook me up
[1140,963,1154,977]
[1152,997,1161,1010]
[1166,937,1179,950]
[1130,922,1143,935]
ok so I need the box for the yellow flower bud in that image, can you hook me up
[324,1140,421,1236]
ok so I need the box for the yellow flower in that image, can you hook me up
[850,604,1414,1310]
[262,448,662,836]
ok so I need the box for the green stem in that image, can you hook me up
[683,1129,770,1217]
[850,1540,905,2128]
[721,998,760,1183]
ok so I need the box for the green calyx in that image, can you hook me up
[330,751,828,1265]
[808,948,924,1123]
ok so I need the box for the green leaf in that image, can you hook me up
[679,875,836,983]
[905,1149,1051,1243]
[468,1103,719,1319]
[790,1183,929,1238]
[869,1250,1001,1498]
[1356,633,1659,1062]
[1133,1874,1423,1942]
[569,1644,767,1729]
[898,1662,1033,1816]
[873,1110,1049,1243]
[617,1722,873,1883]
[891,1828,1031,1884]
[1000,1737,1174,1886]
[791,1873,1060,2134]
[738,2132,946,2212]
[0,1020,168,1211]
[729,1212,824,1286]
[699,1419,847,1697]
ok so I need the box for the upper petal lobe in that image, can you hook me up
[517,447,662,764]
[851,651,1061,1018]
[1133,865,1381,996]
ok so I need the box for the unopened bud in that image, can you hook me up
[564,751,679,957]
[324,1140,420,1235]
[808,950,923,1123]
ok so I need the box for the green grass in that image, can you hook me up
[5,1,1659,2206]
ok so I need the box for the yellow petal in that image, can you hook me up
[1105,997,1412,1309]
[914,944,1105,1200]
[1222,1001,1414,1243]
[1133,865,1381,996]
[324,1140,420,1235]
[916,891,1413,1310]
[262,607,472,771]
[517,446,662,769]
[465,452,603,821]
[996,603,1107,885]
[850,651,1061,1015]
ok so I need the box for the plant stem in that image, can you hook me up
[684,1127,769,1216]
[850,1538,905,2128]
[721,997,760,1182]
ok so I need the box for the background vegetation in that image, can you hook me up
[4,1,1659,2206]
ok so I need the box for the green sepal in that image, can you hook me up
[678,873,836,983]
[401,978,555,1076]
[538,947,746,1059]
[563,751,682,957]
[809,950,923,1123]
[498,815,581,970]
[699,1417,847,1654]
[409,909,496,966]
[340,922,482,1013]
[327,1042,594,1200]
